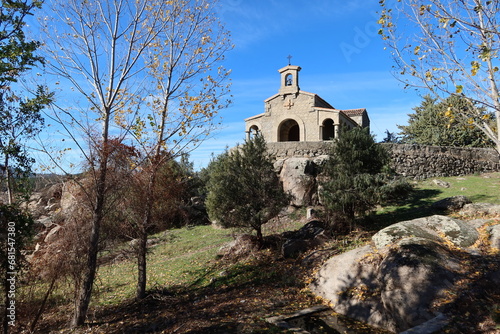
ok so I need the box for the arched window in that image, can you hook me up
[278,119,300,142]
[249,125,259,138]
[322,118,335,140]
[285,73,293,86]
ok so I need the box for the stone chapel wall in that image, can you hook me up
[267,142,500,179]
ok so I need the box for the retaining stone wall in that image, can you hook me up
[267,141,331,158]
[266,141,500,179]
[382,143,500,180]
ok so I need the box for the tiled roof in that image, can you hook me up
[342,108,366,116]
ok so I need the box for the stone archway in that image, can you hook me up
[249,125,259,137]
[279,119,300,142]
[246,123,261,141]
[322,118,335,140]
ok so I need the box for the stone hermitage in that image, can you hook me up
[244,64,370,142]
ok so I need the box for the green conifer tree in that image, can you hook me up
[206,133,289,243]
[398,95,494,148]
[321,127,411,232]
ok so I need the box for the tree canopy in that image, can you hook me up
[0,0,43,84]
[0,86,52,203]
[0,0,51,204]
[398,95,494,147]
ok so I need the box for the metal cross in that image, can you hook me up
[287,55,292,65]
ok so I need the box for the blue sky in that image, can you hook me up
[27,0,424,172]
[188,0,423,169]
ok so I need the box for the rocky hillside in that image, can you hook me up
[311,204,500,333]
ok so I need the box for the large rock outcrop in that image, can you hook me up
[310,214,500,333]
[275,156,326,207]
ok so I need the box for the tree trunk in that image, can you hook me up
[136,225,148,300]
[4,155,13,205]
[71,206,103,327]
[477,7,500,156]
[71,156,108,327]
[136,167,156,300]
[30,275,57,332]
[3,269,8,334]
[256,225,263,246]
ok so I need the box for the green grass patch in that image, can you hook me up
[92,225,234,307]
[417,173,500,204]
[369,172,500,228]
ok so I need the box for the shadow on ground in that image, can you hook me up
[360,188,443,232]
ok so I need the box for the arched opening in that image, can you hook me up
[279,119,300,142]
[249,125,259,138]
[322,118,334,140]
[285,73,293,86]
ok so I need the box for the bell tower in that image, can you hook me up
[278,64,301,96]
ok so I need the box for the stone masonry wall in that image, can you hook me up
[267,141,332,159]
[267,142,500,179]
[382,143,500,180]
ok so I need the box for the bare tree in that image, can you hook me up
[38,0,231,324]
[379,0,500,154]
[130,0,232,300]
[39,0,169,326]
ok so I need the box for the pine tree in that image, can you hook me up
[398,95,494,148]
[206,133,288,243]
[321,127,411,232]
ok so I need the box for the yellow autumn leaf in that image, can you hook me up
[444,107,453,118]
[471,61,481,76]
